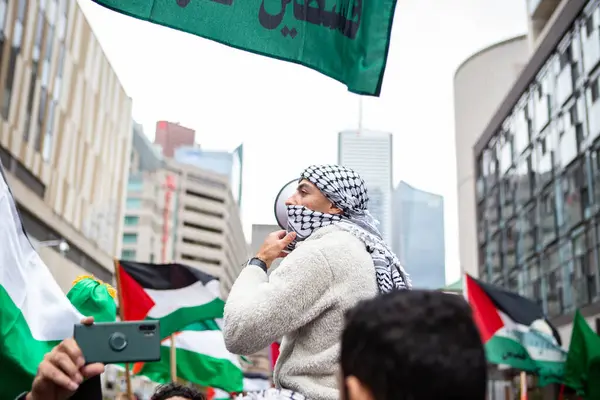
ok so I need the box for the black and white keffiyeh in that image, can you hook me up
[287,164,411,293]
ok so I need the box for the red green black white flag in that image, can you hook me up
[465,274,566,385]
[117,261,224,339]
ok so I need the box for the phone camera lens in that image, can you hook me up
[109,332,128,352]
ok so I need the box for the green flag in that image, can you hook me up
[564,311,600,398]
[132,320,243,393]
[92,0,397,96]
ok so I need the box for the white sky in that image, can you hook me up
[78,0,528,285]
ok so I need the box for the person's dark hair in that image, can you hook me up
[341,290,487,400]
[151,382,206,400]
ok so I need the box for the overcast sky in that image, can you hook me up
[79,0,528,284]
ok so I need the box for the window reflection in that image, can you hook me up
[475,6,600,314]
[543,245,562,317]
[560,160,586,232]
[486,187,500,235]
[505,219,517,273]
[539,186,557,246]
[535,131,554,187]
[489,233,502,284]
[501,168,516,219]
[24,11,45,141]
[517,204,536,262]
[1,0,27,119]
[516,154,534,210]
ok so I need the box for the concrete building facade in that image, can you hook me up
[122,123,249,296]
[338,130,393,242]
[454,36,530,277]
[0,0,132,291]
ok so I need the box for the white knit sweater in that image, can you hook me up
[223,225,378,400]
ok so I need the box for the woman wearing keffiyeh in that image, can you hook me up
[224,164,410,400]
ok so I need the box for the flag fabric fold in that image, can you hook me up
[134,321,244,393]
[0,163,118,398]
[563,310,600,398]
[91,0,397,96]
[0,165,83,398]
[465,274,566,385]
[117,260,225,339]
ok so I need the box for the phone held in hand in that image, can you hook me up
[74,321,161,364]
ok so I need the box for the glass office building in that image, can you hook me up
[475,0,600,320]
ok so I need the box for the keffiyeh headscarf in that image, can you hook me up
[286,164,411,293]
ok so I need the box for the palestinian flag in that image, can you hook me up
[0,164,82,398]
[117,260,224,339]
[465,274,566,385]
[132,320,243,393]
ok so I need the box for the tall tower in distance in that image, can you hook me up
[154,121,196,158]
[337,130,393,242]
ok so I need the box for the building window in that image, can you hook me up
[127,179,144,192]
[24,11,44,141]
[516,154,534,210]
[124,216,140,226]
[535,131,555,188]
[570,226,597,308]
[126,198,142,209]
[42,100,57,161]
[586,75,600,139]
[556,36,580,107]
[559,160,586,233]
[34,89,48,152]
[542,245,562,317]
[500,168,516,220]
[539,186,557,246]
[517,204,537,263]
[122,234,138,244]
[1,0,26,119]
[121,249,136,261]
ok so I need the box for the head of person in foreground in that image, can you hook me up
[340,290,487,400]
[151,382,205,400]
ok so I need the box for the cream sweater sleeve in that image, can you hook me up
[223,242,333,355]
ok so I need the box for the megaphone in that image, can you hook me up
[274,179,297,229]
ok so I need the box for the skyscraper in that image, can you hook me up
[174,144,244,208]
[154,121,195,158]
[392,181,445,289]
[338,130,393,242]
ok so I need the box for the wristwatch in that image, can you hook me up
[247,257,268,273]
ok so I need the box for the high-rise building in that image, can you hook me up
[123,123,249,296]
[0,0,132,292]
[174,144,244,207]
[454,0,600,354]
[154,120,195,158]
[392,181,445,289]
[338,130,393,242]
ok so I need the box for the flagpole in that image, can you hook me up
[170,336,177,382]
[520,371,527,400]
[114,258,134,399]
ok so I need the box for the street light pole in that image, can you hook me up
[35,239,70,256]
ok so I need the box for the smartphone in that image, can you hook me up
[74,321,161,364]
